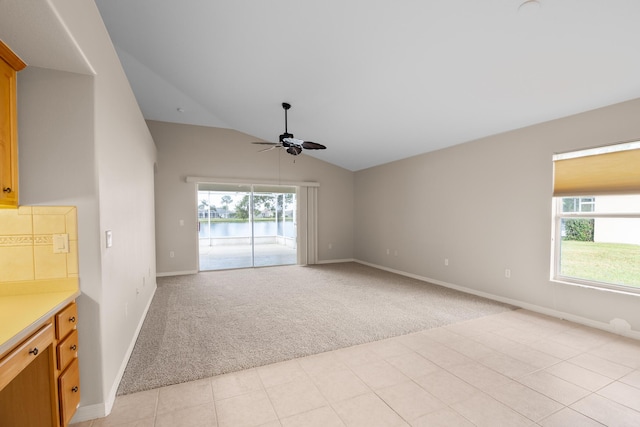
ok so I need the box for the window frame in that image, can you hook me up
[551,195,640,295]
[560,196,596,215]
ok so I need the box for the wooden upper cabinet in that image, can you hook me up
[0,40,26,208]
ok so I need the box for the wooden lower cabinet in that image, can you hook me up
[59,358,80,426]
[55,301,80,426]
[0,300,80,426]
[0,324,57,427]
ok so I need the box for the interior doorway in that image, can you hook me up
[197,183,297,270]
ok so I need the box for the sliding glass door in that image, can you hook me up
[197,183,297,270]
[252,185,297,267]
[198,184,253,270]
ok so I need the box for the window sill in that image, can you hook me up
[552,277,640,297]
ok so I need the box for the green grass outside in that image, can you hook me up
[560,240,640,288]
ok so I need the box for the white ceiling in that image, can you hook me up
[0,1,93,75]
[4,1,640,172]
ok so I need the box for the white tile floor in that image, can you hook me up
[71,309,640,427]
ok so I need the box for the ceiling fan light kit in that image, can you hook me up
[252,102,327,156]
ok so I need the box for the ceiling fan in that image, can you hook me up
[252,102,326,156]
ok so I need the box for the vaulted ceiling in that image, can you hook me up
[5,1,640,171]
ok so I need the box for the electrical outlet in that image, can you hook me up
[170,251,175,258]
[505,269,511,278]
[445,258,449,266]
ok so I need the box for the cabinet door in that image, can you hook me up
[0,41,25,208]
[59,358,80,427]
[0,55,19,207]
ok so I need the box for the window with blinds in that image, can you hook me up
[552,141,640,294]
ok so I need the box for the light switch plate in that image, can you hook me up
[106,230,113,248]
[53,234,70,253]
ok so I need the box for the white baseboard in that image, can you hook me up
[355,259,640,341]
[156,269,198,277]
[69,402,106,423]
[317,258,356,264]
[70,283,158,423]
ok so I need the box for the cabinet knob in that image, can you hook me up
[71,386,79,393]
[70,344,77,351]
[2,187,11,193]
[29,347,39,356]
[69,316,76,323]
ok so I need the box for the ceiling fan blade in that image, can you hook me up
[252,141,278,145]
[301,141,326,150]
[258,145,282,152]
[286,146,302,156]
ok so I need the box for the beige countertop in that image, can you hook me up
[0,279,79,357]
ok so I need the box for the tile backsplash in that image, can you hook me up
[0,206,78,285]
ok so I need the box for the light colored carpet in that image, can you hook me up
[117,262,515,395]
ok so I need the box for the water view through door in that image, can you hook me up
[198,183,297,270]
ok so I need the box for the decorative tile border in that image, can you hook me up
[0,235,33,246]
[0,235,54,246]
[34,235,54,246]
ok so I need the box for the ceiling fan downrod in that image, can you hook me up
[280,102,294,144]
[282,102,291,134]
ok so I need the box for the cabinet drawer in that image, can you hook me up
[59,358,80,427]
[0,322,54,392]
[55,302,78,340]
[57,329,79,372]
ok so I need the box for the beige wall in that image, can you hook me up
[152,99,640,334]
[18,65,108,412]
[16,1,157,421]
[355,97,640,334]
[149,120,354,274]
